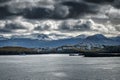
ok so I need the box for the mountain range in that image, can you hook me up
[0,34,120,48]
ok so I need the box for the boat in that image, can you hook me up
[69,53,82,56]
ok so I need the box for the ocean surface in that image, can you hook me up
[0,54,120,80]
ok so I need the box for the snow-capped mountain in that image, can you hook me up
[31,34,51,40]
[0,37,82,48]
[10,34,51,40]
[0,36,8,40]
[75,34,88,39]
[86,34,108,41]
[76,34,120,50]
[0,34,119,48]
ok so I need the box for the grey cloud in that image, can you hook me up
[0,1,53,19]
[0,0,120,20]
[53,5,70,19]
[105,7,120,19]
[34,19,93,32]
[0,29,12,33]
[113,0,120,8]
[21,4,70,19]
[73,24,91,31]
[34,25,51,31]
[84,0,120,9]
[49,33,68,37]
[0,18,119,37]
[59,20,92,31]
[33,19,118,34]
[84,0,114,4]
[0,6,15,19]
[0,0,11,3]
[115,25,120,31]
[61,1,99,18]
[23,7,53,19]
[4,22,27,30]
[0,21,28,34]
[0,0,100,19]
[58,19,119,35]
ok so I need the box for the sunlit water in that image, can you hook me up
[0,54,120,80]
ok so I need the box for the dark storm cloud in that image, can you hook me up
[0,6,14,19]
[23,5,70,19]
[0,29,12,33]
[0,4,68,19]
[0,0,119,20]
[0,0,11,3]
[23,7,53,19]
[113,0,120,8]
[0,0,100,19]
[0,5,21,19]
[0,5,53,19]
[84,0,114,4]
[20,5,69,19]
[84,0,120,9]
[60,1,99,18]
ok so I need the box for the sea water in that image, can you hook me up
[0,54,120,80]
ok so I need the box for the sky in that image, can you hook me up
[0,0,120,39]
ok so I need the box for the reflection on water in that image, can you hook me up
[51,72,67,77]
[0,54,120,80]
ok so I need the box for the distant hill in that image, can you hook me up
[0,38,82,48]
[80,34,120,46]
[0,34,120,48]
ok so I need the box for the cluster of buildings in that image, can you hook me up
[35,43,104,53]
